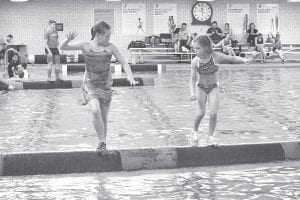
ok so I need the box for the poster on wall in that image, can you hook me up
[122,3,146,35]
[226,3,249,34]
[257,4,279,34]
[153,3,177,34]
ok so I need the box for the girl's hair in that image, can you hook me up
[225,23,229,26]
[249,23,255,30]
[90,21,111,40]
[11,52,19,58]
[193,35,213,54]
[257,33,263,37]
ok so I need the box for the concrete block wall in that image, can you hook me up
[0,0,299,56]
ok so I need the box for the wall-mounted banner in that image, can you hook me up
[122,3,146,35]
[257,4,279,34]
[153,3,177,34]
[226,3,249,34]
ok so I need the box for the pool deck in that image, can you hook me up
[1,141,299,176]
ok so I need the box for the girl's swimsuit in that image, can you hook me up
[82,48,112,105]
[196,56,219,94]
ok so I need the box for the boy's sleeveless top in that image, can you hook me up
[82,49,112,102]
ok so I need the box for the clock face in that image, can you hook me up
[193,2,212,22]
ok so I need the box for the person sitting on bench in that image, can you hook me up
[176,23,189,52]
[271,33,286,64]
[221,34,236,56]
[254,33,266,63]
[207,21,223,45]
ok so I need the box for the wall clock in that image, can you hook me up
[191,2,213,25]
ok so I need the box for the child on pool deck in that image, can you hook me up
[60,21,136,155]
[271,33,286,64]
[190,35,250,146]
[254,33,266,64]
[7,51,29,79]
[221,34,236,56]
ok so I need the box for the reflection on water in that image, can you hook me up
[0,163,299,199]
[0,66,299,152]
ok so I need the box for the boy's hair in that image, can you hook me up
[7,34,13,38]
[211,21,217,25]
[225,23,229,26]
[182,23,187,26]
[91,21,111,40]
[193,35,213,54]
[257,33,263,37]
[48,20,56,25]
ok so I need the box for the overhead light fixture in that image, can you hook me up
[287,0,300,2]
[10,0,28,2]
[105,0,121,1]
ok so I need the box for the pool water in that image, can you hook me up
[0,64,299,152]
[0,161,299,200]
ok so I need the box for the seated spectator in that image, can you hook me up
[223,23,233,38]
[247,23,258,47]
[187,33,198,51]
[6,48,28,79]
[271,33,286,64]
[207,21,223,44]
[0,71,14,91]
[254,33,266,63]
[7,53,20,78]
[221,34,236,56]
[6,34,14,44]
[176,23,189,52]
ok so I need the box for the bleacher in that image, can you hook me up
[128,35,300,64]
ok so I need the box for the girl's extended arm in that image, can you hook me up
[213,52,249,64]
[111,44,136,85]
